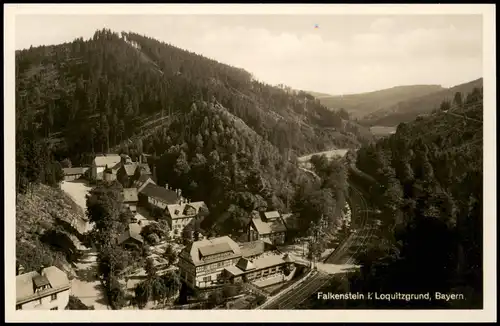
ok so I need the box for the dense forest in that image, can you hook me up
[15,28,370,173]
[139,99,348,239]
[15,28,356,241]
[304,88,484,309]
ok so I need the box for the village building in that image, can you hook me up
[138,183,180,212]
[90,154,122,181]
[177,236,296,290]
[133,174,156,192]
[117,222,146,249]
[102,166,118,182]
[248,211,287,245]
[223,252,294,286]
[62,167,89,181]
[178,236,242,289]
[239,239,277,260]
[165,200,209,237]
[122,188,139,213]
[116,162,152,188]
[16,266,71,310]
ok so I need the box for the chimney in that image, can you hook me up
[37,265,45,275]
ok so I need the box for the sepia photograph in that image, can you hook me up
[5,3,496,323]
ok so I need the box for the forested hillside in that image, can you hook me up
[15,28,370,171]
[139,99,347,238]
[362,78,483,127]
[340,88,483,308]
[313,84,445,118]
[15,28,355,244]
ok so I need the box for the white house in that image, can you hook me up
[16,266,71,310]
[165,200,209,237]
[90,154,122,181]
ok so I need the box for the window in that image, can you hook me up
[203,275,211,282]
[16,304,22,310]
[51,294,57,301]
[51,307,58,310]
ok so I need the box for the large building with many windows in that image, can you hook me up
[16,266,71,310]
[178,236,295,290]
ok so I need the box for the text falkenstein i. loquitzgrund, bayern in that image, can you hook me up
[317,292,465,302]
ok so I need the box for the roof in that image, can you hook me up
[93,154,121,168]
[16,266,70,304]
[239,240,266,258]
[236,258,256,271]
[199,242,232,256]
[252,253,286,270]
[63,167,89,175]
[263,211,281,220]
[224,265,244,276]
[251,216,287,235]
[133,175,155,189]
[123,188,139,203]
[166,201,209,220]
[283,253,295,263]
[118,223,144,244]
[122,164,138,176]
[224,253,287,277]
[140,183,179,204]
[180,236,241,266]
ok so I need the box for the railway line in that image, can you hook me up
[262,184,376,309]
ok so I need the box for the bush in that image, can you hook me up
[66,295,95,310]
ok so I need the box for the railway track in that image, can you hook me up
[262,184,376,309]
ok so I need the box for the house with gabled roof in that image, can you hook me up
[177,236,242,289]
[90,154,122,181]
[116,162,152,188]
[138,183,180,212]
[133,174,156,193]
[165,200,209,237]
[62,167,89,181]
[247,210,287,245]
[177,235,296,290]
[16,266,71,310]
[117,222,149,248]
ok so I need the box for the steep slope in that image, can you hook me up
[15,28,368,168]
[362,78,483,126]
[346,87,483,308]
[141,100,325,236]
[16,184,88,277]
[314,85,445,118]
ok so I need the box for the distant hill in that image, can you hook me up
[312,85,445,118]
[306,91,334,99]
[362,78,483,127]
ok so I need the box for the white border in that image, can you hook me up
[4,4,496,323]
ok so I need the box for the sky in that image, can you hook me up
[15,14,483,95]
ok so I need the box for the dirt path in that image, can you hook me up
[61,180,108,308]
